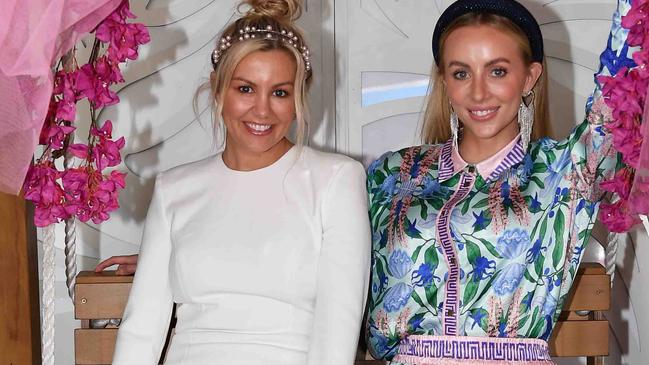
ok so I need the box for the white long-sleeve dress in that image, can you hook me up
[112,146,372,365]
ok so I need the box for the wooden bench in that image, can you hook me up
[74,262,610,364]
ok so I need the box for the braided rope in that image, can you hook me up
[63,144,77,301]
[605,231,619,286]
[41,224,56,365]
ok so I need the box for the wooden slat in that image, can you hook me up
[562,273,610,311]
[550,320,609,357]
[0,192,41,364]
[75,329,117,364]
[75,283,132,319]
[77,271,134,284]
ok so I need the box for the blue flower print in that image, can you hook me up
[383,282,414,312]
[514,154,533,185]
[541,292,558,317]
[368,152,392,176]
[469,309,487,330]
[417,176,450,199]
[526,238,547,264]
[411,263,439,288]
[496,229,531,259]
[379,173,399,196]
[472,211,490,231]
[493,263,525,296]
[538,137,557,152]
[530,193,542,212]
[388,249,414,279]
[542,149,571,198]
[369,328,390,354]
[468,256,496,281]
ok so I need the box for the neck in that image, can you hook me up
[222,138,294,171]
[458,125,520,164]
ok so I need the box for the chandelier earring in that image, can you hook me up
[518,90,534,151]
[450,106,459,151]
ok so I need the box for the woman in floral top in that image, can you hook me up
[366,0,643,363]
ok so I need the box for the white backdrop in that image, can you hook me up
[41,1,648,364]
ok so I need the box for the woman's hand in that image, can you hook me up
[95,254,139,275]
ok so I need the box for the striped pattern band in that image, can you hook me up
[395,335,554,364]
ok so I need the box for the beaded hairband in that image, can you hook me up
[211,24,312,72]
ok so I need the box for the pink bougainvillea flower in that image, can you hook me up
[600,200,640,233]
[52,70,79,121]
[68,143,90,159]
[93,136,125,171]
[76,63,120,108]
[40,123,76,151]
[91,120,114,139]
[600,167,634,198]
[96,0,150,64]
[23,162,68,227]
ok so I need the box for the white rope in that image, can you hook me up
[63,145,77,301]
[41,224,56,365]
[64,217,77,301]
[605,231,619,286]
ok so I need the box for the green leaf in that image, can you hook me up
[538,217,548,241]
[463,279,479,305]
[461,198,472,215]
[424,244,439,268]
[469,308,489,332]
[530,176,545,189]
[528,311,546,338]
[425,285,438,308]
[546,150,556,165]
[552,210,566,268]
[534,253,545,277]
[420,202,429,220]
[430,198,444,210]
[473,197,490,209]
[533,163,548,173]
[524,268,535,283]
[477,238,502,258]
[465,240,481,265]
[411,242,426,262]
[411,289,426,308]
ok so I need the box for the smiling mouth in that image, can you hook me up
[469,107,499,120]
[245,122,272,135]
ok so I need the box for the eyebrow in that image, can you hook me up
[231,77,294,88]
[447,58,511,68]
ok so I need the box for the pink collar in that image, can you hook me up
[438,135,525,182]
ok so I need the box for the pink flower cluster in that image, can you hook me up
[598,0,649,232]
[23,0,149,227]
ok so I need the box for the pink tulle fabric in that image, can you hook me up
[629,83,649,216]
[0,0,122,195]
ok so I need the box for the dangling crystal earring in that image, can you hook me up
[518,90,534,151]
[450,109,459,151]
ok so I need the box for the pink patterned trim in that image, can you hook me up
[395,335,554,365]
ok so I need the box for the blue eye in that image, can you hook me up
[452,70,469,80]
[492,68,507,77]
[273,89,289,97]
[238,85,253,93]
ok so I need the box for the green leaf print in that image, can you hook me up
[420,201,428,220]
[546,150,556,165]
[552,210,566,268]
[411,242,427,263]
[534,253,545,277]
[530,176,545,189]
[424,244,439,268]
[461,198,472,215]
[466,240,481,265]
[533,163,548,173]
[477,238,502,259]
[472,197,489,209]
[470,308,489,332]
[425,285,438,309]
[463,279,479,305]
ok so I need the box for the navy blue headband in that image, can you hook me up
[432,0,544,66]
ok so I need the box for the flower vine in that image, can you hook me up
[23,0,150,227]
[598,0,649,232]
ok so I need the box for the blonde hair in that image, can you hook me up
[421,12,551,144]
[196,0,312,148]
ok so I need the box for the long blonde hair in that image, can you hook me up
[421,12,551,144]
[196,0,312,148]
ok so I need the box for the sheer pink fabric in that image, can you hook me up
[629,83,649,217]
[0,0,122,195]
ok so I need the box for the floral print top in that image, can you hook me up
[365,0,636,361]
